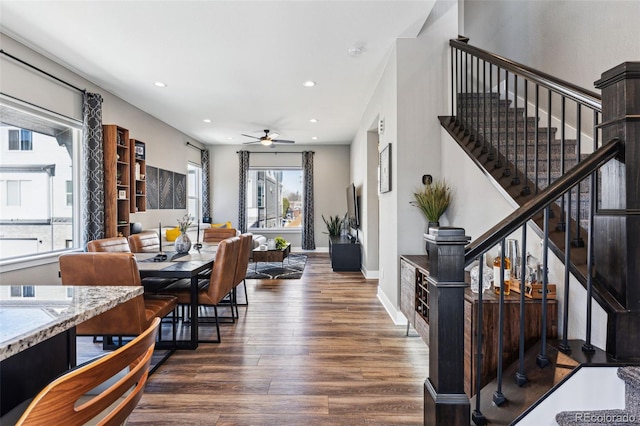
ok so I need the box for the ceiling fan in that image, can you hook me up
[242,129,295,147]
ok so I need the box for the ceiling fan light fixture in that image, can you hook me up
[261,139,273,146]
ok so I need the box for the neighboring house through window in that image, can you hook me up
[246,168,302,229]
[0,97,82,261]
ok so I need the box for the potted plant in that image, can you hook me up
[322,214,345,237]
[411,179,452,232]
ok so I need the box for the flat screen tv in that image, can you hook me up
[346,183,359,229]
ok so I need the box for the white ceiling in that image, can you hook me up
[0,1,433,147]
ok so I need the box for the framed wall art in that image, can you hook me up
[380,143,391,193]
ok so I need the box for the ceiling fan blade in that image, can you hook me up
[241,133,260,140]
[272,139,295,144]
[242,140,259,145]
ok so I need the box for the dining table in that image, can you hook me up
[135,244,217,350]
[0,284,143,417]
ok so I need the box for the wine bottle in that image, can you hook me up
[493,248,511,296]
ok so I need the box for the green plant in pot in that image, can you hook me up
[322,214,345,237]
[411,179,452,233]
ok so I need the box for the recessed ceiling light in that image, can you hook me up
[154,81,167,87]
[347,46,364,57]
[311,136,318,140]
[203,119,211,123]
[302,81,316,87]
[310,118,318,123]
[227,137,233,140]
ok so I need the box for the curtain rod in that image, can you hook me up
[1,49,86,94]
[186,141,205,152]
[236,150,314,154]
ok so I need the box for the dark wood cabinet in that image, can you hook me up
[329,236,361,271]
[400,255,558,397]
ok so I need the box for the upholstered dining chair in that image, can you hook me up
[160,236,240,343]
[58,252,177,347]
[87,235,174,292]
[203,227,237,244]
[128,231,161,253]
[87,236,131,253]
[6,317,160,426]
[232,233,254,310]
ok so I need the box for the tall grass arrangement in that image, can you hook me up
[322,214,345,237]
[411,179,452,223]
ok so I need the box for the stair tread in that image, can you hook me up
[471,339,619,425]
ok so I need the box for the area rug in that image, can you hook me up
[246,253,307,279]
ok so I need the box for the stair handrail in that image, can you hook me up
[450,38,602,111]
[464,137,622,265]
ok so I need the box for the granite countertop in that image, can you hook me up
[0,285,143,361]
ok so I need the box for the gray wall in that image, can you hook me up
[0,33,203,284]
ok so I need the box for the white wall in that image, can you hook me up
[462,0,640,92]
[209,144,350,250]
[351,0,458,320]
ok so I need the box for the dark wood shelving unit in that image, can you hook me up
[131,139,146,214]
[103,125,130,237]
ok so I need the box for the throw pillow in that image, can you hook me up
[166,227,181,241]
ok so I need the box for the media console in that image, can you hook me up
[329,235,361,272]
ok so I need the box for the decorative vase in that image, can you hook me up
[174,232,191,254]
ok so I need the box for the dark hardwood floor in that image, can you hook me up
[110,252,430,425]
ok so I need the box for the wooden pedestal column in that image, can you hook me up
[594,62,640,359]
[423,227,471,426]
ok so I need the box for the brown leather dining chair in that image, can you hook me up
[87,235,174,292]
[160,236,240,343]
[232,233,254,310]
[203,227,237,244]
[7,317,160,426]
[128,231,162,253]
[87,236,131,253]
[58,252,177,348]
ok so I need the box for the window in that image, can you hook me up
[0,97,82,261]
[9,285,35,297]
[6,180,21,206]
[65,180,73,206]
[246,168,302,229]
[8,129,33,151]
[187,163,202,222]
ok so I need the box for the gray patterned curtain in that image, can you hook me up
[238,150,250,232]
[81,92,104,247]
[302,151,315,250]
[201,149,211,222]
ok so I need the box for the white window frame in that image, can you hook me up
[0,95,83,269]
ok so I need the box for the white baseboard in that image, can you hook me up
[377,285,408,326]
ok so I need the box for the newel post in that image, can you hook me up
[594,62,640,358]
[423,227,471,426]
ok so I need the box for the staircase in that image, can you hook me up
[440,93,594,286]
[423,39,640,426]
[555,366,640,425]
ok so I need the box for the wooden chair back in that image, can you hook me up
[87,237,131,253]
[234,233,253,287]
[128,231,161,253]
[15,317,160,426]
[203,227,237,244]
